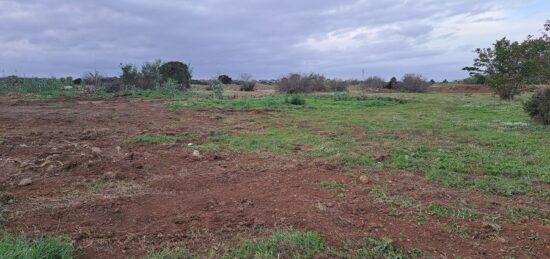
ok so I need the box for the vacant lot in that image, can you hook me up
[0,90,548,258]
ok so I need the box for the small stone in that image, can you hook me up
[91,147,102,157]
[192,150,202,158]
[187,143,194,146]
[359,175,370,184]
[18,178,33,186]
[63,85,73,90]
[103,171,117,180]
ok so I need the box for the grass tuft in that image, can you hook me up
[0,231,74,259]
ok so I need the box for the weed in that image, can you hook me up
[427,204,478,219]
[316,181,344,190]
[357,237,426,258]
[146,247,195,259]
[222,230,326,259]
[285,95,306,105]
[0,231,74,259]
[125,134,178,144]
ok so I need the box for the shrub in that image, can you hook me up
[72,78,82,85]
[210,80,224,99]
[278,73,326,93]
[218,74,232,84]
[139,60,162,90]
[285,95,306,105]
[400,74,430,92]
[159,61,192,88]
[363,76,386,89]
[83,70,103,86]
[239,73,256,91]
[325,79,348,92]
[386,77,398,89]
[524,89,550,124]
[120,63,139,86]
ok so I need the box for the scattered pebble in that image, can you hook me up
[18,178,33,187]
[192,150,202,158]
[103,171,117,181]
[359,175,370,184]
[91,147,102,157]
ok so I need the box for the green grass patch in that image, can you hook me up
[427,204,478,219]
[125,134,179,144]
[0,231,74,259]
[222,230,326,259]
[357,237,426,258]
[146,247,195,259]
[316,181,344,190]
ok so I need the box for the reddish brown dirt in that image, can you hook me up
[0,95,548,258]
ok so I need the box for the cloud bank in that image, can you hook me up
[0,0,548,80]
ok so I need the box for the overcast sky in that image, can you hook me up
[0,0,548,80]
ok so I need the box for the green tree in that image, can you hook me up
[159,61,192,89]
[120,63,138,86]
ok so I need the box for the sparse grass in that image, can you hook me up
[125,132,199,145]
[146,247,195,259]
[369,188,418,209]
[316,181,344,190]
[357,237,426,258]
[0,231,74,259]
[221,230,326,259]
[125,134,179,144]
[172,93,549,200]
[427,204,478,219]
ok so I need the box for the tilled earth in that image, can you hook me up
[0,95,548,258]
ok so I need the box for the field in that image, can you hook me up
[0,86,549,258]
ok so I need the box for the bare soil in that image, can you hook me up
[0,95,548,258]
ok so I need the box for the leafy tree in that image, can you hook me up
[159,61,192,88]
[463,21,550,99]
[218,74,232,84]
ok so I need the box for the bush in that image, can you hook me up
[83,70,103,86]
[524,89,550,124]
[239,73,256,91]
[386,77,398,89]
[159,61,192,89]
[139,60,162,90]
[400,74,430,92]
[218,75,232,84]
[72,78,82,85]
[278,73,327,93]
[325,79,348,92]
[120,64,139,86]
[363,76,386,89]
[209,80,224,99]
[285,95,306,105]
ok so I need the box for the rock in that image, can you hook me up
[124,152,135,160]
[359,175,370,184]
[18,178,33,187]
[91,147,102,157]
[192,150,202,158]
[315,202,328,212]
[63,85,73,90]
[103,171,117,180]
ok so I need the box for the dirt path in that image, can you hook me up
[0,96,548,258]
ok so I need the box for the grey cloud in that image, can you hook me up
[0,0,541,79]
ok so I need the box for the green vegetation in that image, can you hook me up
[146,247,195,259]
[0,76,79,97]
[125,132,199,145]
[427,204,478,219]
[316,181,345,190]
[0,231,74,259]
[357,237,425,259]
[176,93,549,199]
[222,231,326,259]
